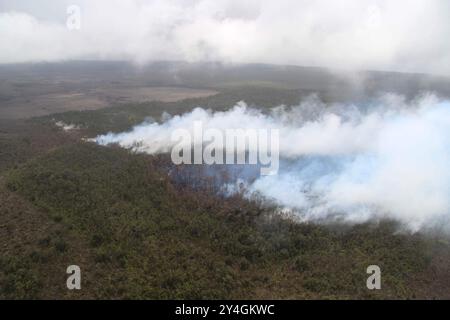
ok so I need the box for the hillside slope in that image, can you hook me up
[1,87,450,299]
[1,140,449,299]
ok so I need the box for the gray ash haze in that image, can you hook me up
[1,0,450,75]
[95,94,450,233]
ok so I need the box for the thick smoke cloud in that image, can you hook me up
[95,94,450,232]
[1,0,450,75]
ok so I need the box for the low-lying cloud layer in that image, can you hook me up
[95,94,450,232]
[1,0,450,75]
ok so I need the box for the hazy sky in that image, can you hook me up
[1,0,449,75]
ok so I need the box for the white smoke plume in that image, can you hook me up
[95,94,450,232]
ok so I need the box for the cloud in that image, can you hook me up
[0,0,450,74]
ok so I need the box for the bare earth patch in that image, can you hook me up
[0,87,218,119]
